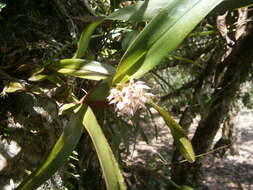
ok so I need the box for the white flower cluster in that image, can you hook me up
[107,79,154,116]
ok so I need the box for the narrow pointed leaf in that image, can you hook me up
[112,0,223,84]
[214,0,253,12]
[73,20,103,59]
[180,185,195,190]
[2,81,26,94]
[189,30,214,37]
[28,74,49,82]
[170,55,204,69]
[51,59,115,80]
[109,0,253,23]
[59,102,78,115]
[108,0,170,22]
[16,104,88,190]
[149,101,195,163]
[83,107,127,190]
[28,74,65,87]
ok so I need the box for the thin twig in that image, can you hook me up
[162,144,230,166]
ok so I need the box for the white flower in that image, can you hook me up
[107,79,154,116]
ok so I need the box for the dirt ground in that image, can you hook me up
[1,107,252,190]
[126,109,253,190]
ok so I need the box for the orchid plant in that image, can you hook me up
[10,0,250,190]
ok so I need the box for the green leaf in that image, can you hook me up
[59,102,77,115]
[189,30,214,37]
[2,81,26,94]
[112,0,223,84]
[87,79,111,101]
[0,2,6,12]
[109,0,253,23]
[122,30,139,51]
[170,55,204,69]
[16,104,88,190]
[179,185,195,190]
[214,0,253,12]
[83,107,127,190]
[28,74,65,86]
[108,0,170,22]
[149,101,195,163]
[28,74,49,82]
[51,59,115,80]
[73,19,103,59]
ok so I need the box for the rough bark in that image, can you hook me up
[170,49,220,172]
[212,100,239,157]
[171,23,253,187]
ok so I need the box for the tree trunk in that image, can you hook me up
[171,24,253,188]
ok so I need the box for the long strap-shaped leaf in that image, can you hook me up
[214,0,253,12]
[112,0,223,84]
[16,104,88,190]
[73,19,103,59]
[50,58,115,80]
[83,107,127,190]
[149,101,195,163]
[109,0,253,23]
[108,0,171,22]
